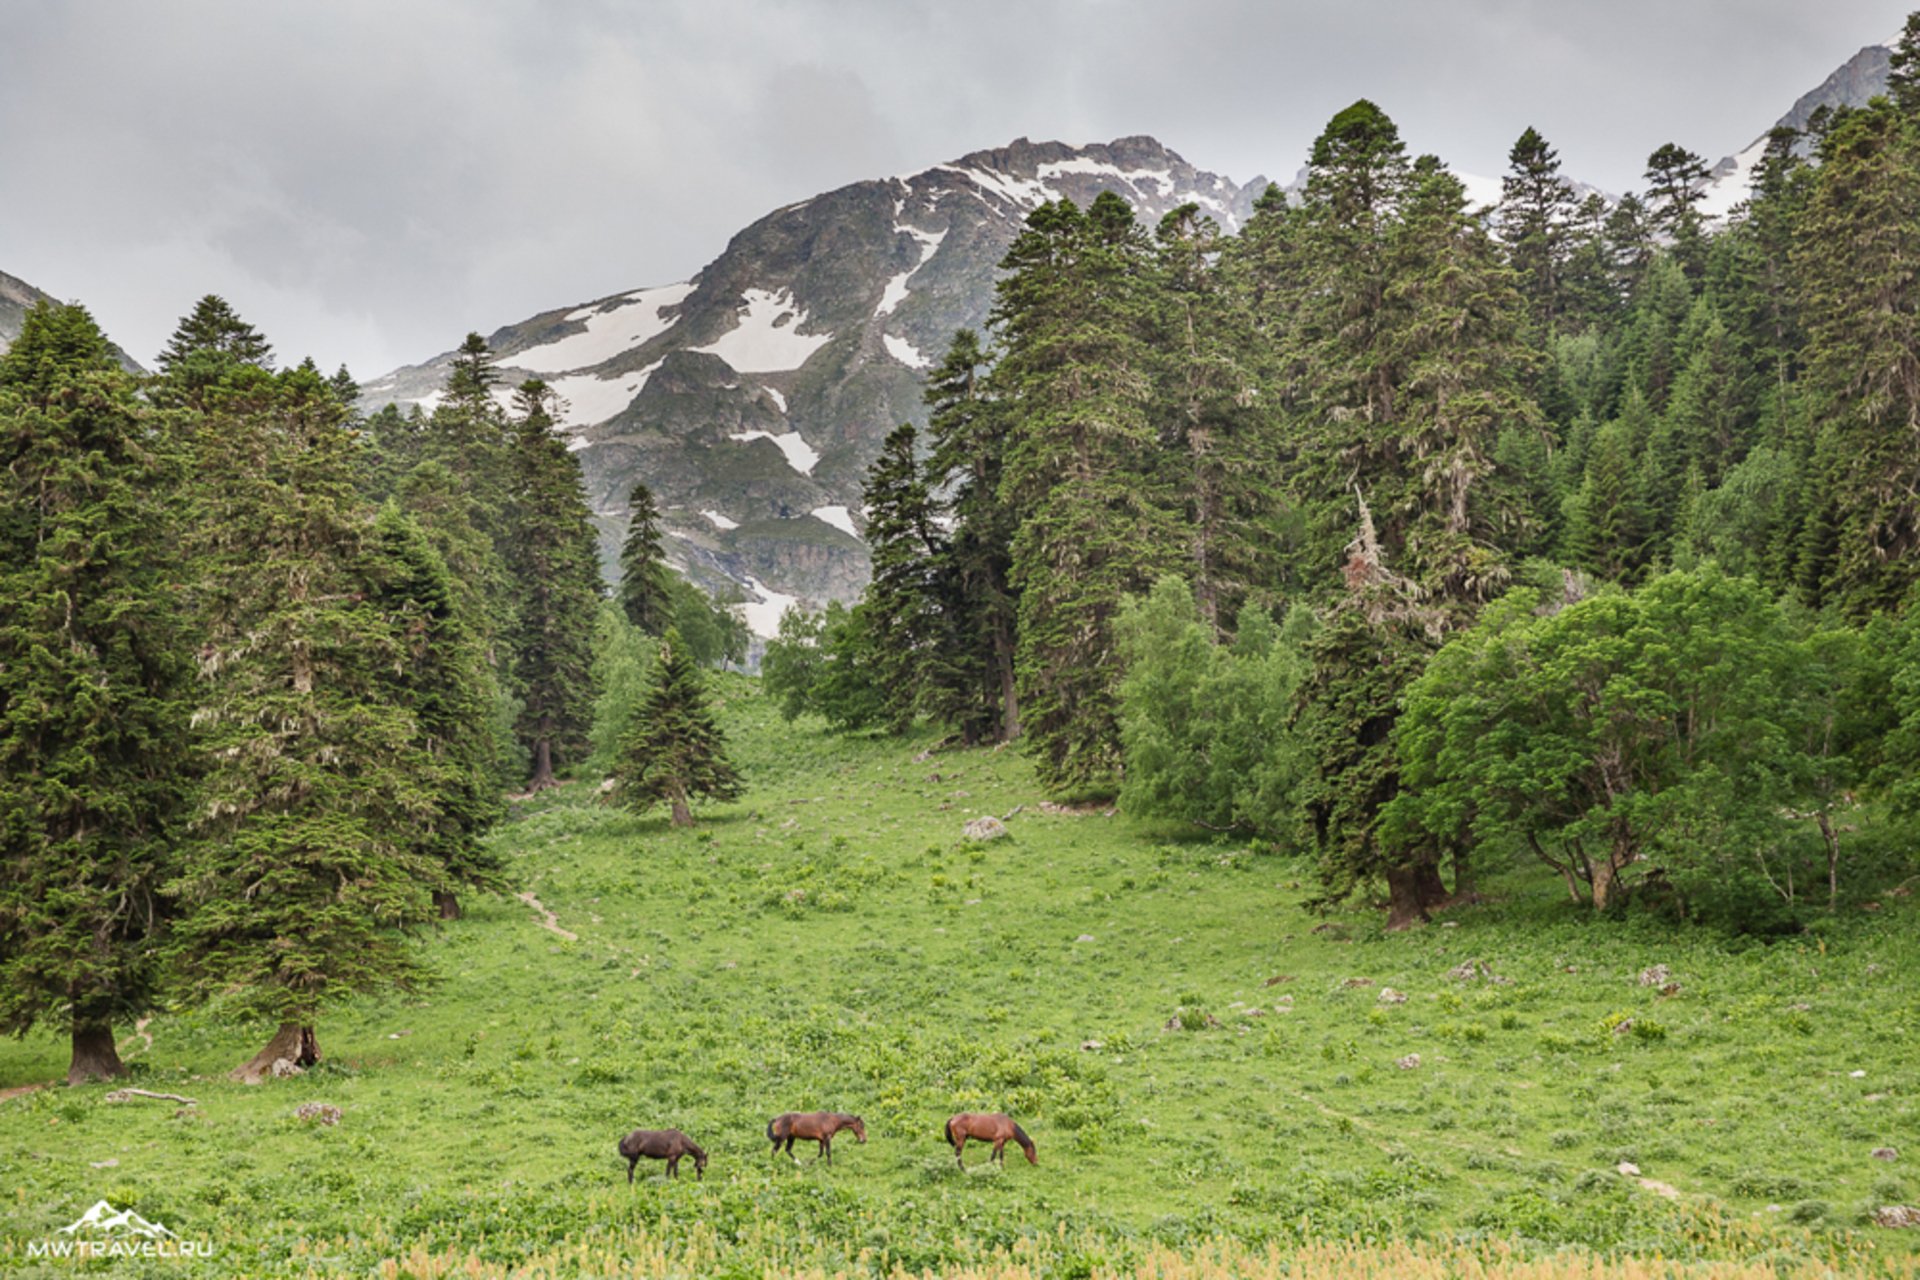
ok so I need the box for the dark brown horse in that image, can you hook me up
[944,1112,1035,1166]
[618,1128,707,1182]
[767,1111,867,1164]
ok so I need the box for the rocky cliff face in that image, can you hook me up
[362,136,1262,634]
[1698,40,1893,218]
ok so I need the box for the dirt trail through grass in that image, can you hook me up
[516,888,577,940]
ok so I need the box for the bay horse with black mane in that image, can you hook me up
[618,1128,707,1182]
[944,1112,1035,1166]
[767,1111,867,1164]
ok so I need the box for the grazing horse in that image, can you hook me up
[767,1111,867,1164]
[944,1112,1036,1166]
[618,1128,707,1182]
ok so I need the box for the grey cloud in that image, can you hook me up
[0,0,1909,377]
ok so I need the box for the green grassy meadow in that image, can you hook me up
[3,675,1919,1277]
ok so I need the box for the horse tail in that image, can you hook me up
[944,1116,957,1147]
[767,1116,777,1143]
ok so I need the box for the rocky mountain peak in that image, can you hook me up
[362,136,1255,635]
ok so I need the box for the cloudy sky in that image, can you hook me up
[1,0,1907,378]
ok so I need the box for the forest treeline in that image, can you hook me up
[766,20,1920,931]
[0,298,744,1085]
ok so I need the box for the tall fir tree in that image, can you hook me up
[0,303,197,1084]
[990,193,1180,791]
[505,380,604,788]
[922,329,1019,743]
[1151,203,1278,633]
[1499,126,1578,338]
[1792,95,1920,614]
[363,505,510,920]
[164,359,440,1081]
[612,628,744,826]
[156,294,274,380]
[617,480,675,636]
[858,423,946,733]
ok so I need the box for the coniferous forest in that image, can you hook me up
[11,17,1920,1277]
[769,21,1920,934]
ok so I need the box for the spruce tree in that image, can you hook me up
[990,194,1179,791]
[1792,98,1920,614]
[165,360,439,1082]
[612,628,744,826]
[156,294,274,377]
[1644,143,1711,277]
[617,480,675,635]
[0,303,197,1084]
[859,424,945,733]
[1499,126,1577,337]
[505,380,603,788]
[1152,203,1278,633]
[922,329,1019,743]
[364,505,509,919]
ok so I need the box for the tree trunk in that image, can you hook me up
[995,621,1020,744]
[1818,810,1841,911]
[1449,845,1477,902]
[433,890,462,920]
[670,796,694,828]
[1590,855,1619,912]
[68,1022,127,1086]
[1383,866,1429,931]
[527,738,557,792]
[231,1022,320,1084]
[1413,860,1450,909]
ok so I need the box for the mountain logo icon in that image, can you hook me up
[58,1199,178,1240]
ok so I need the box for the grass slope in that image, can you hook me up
[2,675,1918,1277]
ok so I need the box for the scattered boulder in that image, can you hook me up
[1610,1018,1636,1037]
[294,1102,342,1126]
[1446,961,1483,982]
[1639,964,1671,986]
[1378,988,1408,1005]
[1075,934,1096,943]
[1395,1053,1421,1070]
[1080,1039,1103,1052]
[1873,1147,1900,1161]
[1342,977,1374,988]
[912,750,933,763]
[1874,1205,1920,1228]
[1617,1161,1641,1177]
[270,1057,304,1079]
[963,816,1009,841]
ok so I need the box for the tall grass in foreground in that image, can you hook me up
[370,1229,1920,1280]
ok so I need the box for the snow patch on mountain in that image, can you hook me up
[693,288,831,373]
[518,282,693,374]
[701,509,739,530]
[939,164,1051,209]
[875,225,946,317]
[728,428,820,475]
[882,332,930,368]
[811,505,858,537]
[739,575,799,638]
[549,360,662,427]
[764,386,787,413]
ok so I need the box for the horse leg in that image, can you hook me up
[992,1138,1006,1164]
[667,1155,679,1179]
[627,1156,638,1185]
[953,1134,966,1166]
[785,1135,798,1163]
[821,1136,831,1165]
